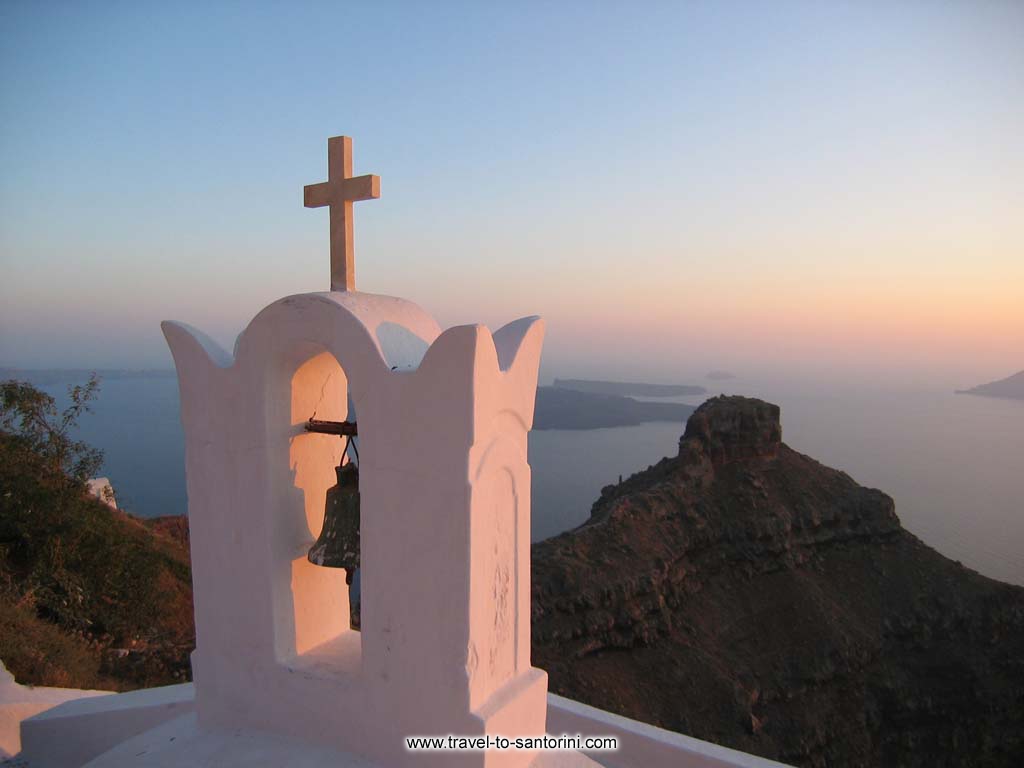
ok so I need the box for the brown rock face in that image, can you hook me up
[532,396,1024,768]
[680,395,781,463]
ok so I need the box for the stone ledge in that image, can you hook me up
[19,683,194,768]
[547,694,793,768]
[0,660,113,758]
[82,712,602,768]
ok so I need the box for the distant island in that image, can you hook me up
[552,378,706,398]
[534,386,694,430]
[956,369,1024,401]
[705,370,737,380]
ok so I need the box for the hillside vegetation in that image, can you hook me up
[0,377,193,691]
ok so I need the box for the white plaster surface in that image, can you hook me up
[159,290,551,767]
[548,695,793,768]
[82,713,381,767]
[86,477,117,509]
[17,683,193,767]
[82,712,602,768]
[0,660,112,758]
[3,668,791,768]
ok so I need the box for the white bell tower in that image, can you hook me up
[160,136,592,767]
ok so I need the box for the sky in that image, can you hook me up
[1,0,1021,388]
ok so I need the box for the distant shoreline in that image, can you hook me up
[552,378,706,398]
[955,369,1024,401]
[535,386,694,430]
[2,368,696,432]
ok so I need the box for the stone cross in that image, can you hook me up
[304,136,381,292]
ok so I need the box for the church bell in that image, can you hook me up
[307,440,360,585]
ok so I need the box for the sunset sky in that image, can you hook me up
[1,1,1021,387]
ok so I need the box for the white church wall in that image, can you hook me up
[161,291,551,767]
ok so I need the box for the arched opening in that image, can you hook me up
[275,348,362,674]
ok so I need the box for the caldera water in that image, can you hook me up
[31,373,1024,586]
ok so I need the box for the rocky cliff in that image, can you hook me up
[532,396,1024,768]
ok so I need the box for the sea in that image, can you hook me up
[25,372,1024,587]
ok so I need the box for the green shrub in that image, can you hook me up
[0,377,160,638]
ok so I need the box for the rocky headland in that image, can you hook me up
[534,386,694,430]
[532,396,1024,767]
